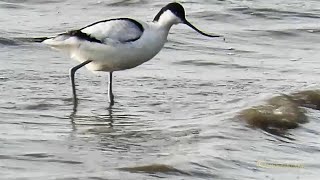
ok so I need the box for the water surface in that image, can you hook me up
[1,0,320,179]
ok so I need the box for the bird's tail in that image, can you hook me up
[14,37,53,43]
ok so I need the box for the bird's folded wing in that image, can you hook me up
[80,18,144,44]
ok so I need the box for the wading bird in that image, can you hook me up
[43,2,222,107]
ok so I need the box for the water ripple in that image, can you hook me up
[230,7,320,19]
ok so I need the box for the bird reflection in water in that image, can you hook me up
[69,102,114,132]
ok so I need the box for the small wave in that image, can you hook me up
[14,37,49,43]
[193,11,235,22]
[247,27,320,40]
[0,154,82,164]
[95,0,147,7]
[301,28,320,34]
[22,153,53,158]
[1,0,64,5]
[22,103,57,110]
[0,37,48,46]
[248,29,299,38]
[118,164,190,175]
[26,0,65,5]
[230,7,320,20]
[0,37,19,46]
[0,2,25,9]
[174,60,256,69]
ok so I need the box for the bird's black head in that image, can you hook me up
[153,2,223,38]
[153,2,186,22]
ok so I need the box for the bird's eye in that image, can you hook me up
[172,10,180,16]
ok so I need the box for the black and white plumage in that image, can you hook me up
[56,18,144,44]
[43,2,222,107]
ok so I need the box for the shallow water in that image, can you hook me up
[1,0,320,179]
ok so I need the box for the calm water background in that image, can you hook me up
[1,0,320,179]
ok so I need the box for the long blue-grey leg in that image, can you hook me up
[108,71,115,106]
[69,60,92,103]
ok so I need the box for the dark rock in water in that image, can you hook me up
[290,90,320,110]
[118,164,189,175]
[267,95,308,124]
[238,95,308,131]
[237,89,320,135]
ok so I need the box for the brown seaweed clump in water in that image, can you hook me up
[118,164,190,175]
[290,90,320,110]
[238,95,308,131]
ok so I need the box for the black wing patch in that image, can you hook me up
[62,30,102,43]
